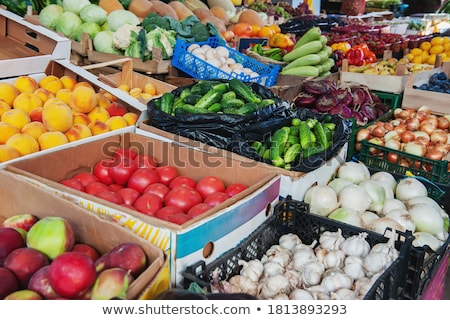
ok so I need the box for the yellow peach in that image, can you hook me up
[65,123,92,142]
[105,116,129,130]
[39,75,63,94]
[144,83,157,95]
[60,75,77,91]
[5,133,40,156]
[122,112,138,126]
[72,112,91,126]
[1,108,30,130]
[33,87,55,104]
[21,121,48,140]
[55,88,72,105]
[0,83,20,106]
[0,100,11,117]
[0,145,20,163]
[14,75,39,93]
[29,107,43,122]
[42,101,73,132]
[38,131,69,150]
[70,86,97,113]
[0,121,20,144]
[87,106,110,123]
[12,92,43,114]
[88,120,110,136]
[96,92,113,109]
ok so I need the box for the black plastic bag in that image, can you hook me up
[147,81,291,150]
[230,108,353,172]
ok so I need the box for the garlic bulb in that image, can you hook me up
[307,285,330,300]
[263,245,292,268]
[239,259,263,282]
[279,233,302,252]
[263,261,285,279]
[289,289,314,300]
[363,251,392,276]
[321,273,353,292]
[344,261,366,280]
[319,228,345,250]
[228,275,258,296]
[330,288,357,300]
[257,274,292,299]
[284,268,302,289]
[353,277,372,298]
[322,249,346,269]
[340,232,371,257]
[292,248,317,271]
[273,294,290,300]
[299,261,325,287]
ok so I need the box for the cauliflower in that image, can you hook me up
[112,24,142,50]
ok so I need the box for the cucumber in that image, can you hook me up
[194,88,223,109]
[283,40,324,62]
[183,94,202,105]
[299,121,313,149]
[280,65,320,77]
[221,91,237,101]
[270,127,290,161]
[294,27,322,49]
[284,143,302,164]
[160,92,174,114]
[282,53,322,71]
[221,98,245,109]
[258,98,276,108]
[229,79,261,104]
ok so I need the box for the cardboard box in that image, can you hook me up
[0,59,145,169]
[136,121,348,201]
[0,7,70,78]
[7,132,281,287]
[0,169,166,299]
[401,62,450,114]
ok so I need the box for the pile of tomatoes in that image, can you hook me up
[59,148,248,225]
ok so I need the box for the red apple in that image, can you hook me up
[60,178,85,192]
[26,216,75,260]
[106,243,147,278]
[0,227,26,266]
[1,214,39,232]
[95,254,108,273]
[106,102,128,117]
[4,247,49,287]
[168,213,192,225]
[71,243,100,262]
[91,267,134,300]
[4,289,42,300]
[28,265,62,299]
[49,252,97,299]
[0,267,20,299]
[72,172,99,187]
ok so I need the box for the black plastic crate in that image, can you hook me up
[183,196,414,300]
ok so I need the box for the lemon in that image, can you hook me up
[430,45,444,55]
[430,37,444,46]
[410,48,422,56]
[419,41,431,52]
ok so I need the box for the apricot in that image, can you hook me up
[55,88,72,105]
[6,133,40,156]
[88,120,110,136]
[42,101,73,132]
[105,116,129,130]
[33,88,55,104]
[0,145,20,163]
[122,112,138,126]
[65,123,92,142]
[0,100,11,117]
[12,92,43,114]
[60,75,77,91]
[1,108,31,130]
[21,121,48,140]
[72,112,91,126]
[70,86,97,113]
[38,131,69,150]
[0,83,20,106]
[87,106,110,123]
[39,75,63,94]
[0,122,20,144]
[14,76,39,93]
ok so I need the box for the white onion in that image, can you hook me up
[337,162,370,184]
[359,211,380,227]
[408,203,447,240]
[366,217,404,235]
[327,178,353,195]
[382,198,406,216]
[412,232,443,251]
[328,207,362,227]
[338,184,371,214]
[360,180,386,214]
[395,178,428,201]
[303,185,339,216]
[405,196,448,219]
[385,209,416,232]
[370,171,397,193]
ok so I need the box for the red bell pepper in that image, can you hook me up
[346,47,365,66]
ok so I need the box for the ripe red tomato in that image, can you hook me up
[143,183,170,201]
[95,191,124,205]
[204,191,230,207]
[117,187,141,206]
[134,194,163,216]
[224,183,248,197]
[110,157,138,185]
[168,213,192,225]
[112,148,137,160]
[195,176,225,199]
[155,165,178,186]
[93,159,115,185]
[169,176,197,189]
[60,178,85,192]
[127,168,160,193]
[85,181,110,195]
[187,203,213,218]
[154,206,184,221]
[164,186,202,213]
[135,154,158,170]
[108,184,124,192]
[72,172,99,187]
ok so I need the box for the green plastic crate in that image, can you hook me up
[359,139,450,185]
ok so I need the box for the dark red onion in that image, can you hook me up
[302,80,336,96]
[314,93,339,112]
[360,103,378,121]
[351,110,368,126]
[293,93,316,108]
[351,87,369,105]
[330,105,352,118]
[331,88,353,107]
[373,102,389,113]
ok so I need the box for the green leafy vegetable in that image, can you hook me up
[38,4,64,29]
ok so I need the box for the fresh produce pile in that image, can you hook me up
[0,214,148,299]
[404,36,450,65]
[304,161,449,250]
[249,117,336,169]
[280,27,336,77]
[0,74,137,163]
[354,106,450,163]
[152,79,276,116]
[59,147,248,225]
[344,57,434,75]
[413,71,450,93]
[293,79,390,126]
[211,227,400,299]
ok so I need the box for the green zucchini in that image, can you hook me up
[283,40,324,62]
[282,53,322,71]
[280,65,320,77]
[294,27,322,49]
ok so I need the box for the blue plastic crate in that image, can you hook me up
[172,37,280,87]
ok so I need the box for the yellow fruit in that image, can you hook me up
[430,45,444,55]
[38,131,69,150]
[87,106,110,123]
[21,121,48,140]
[73,112,91,126]
[412,56,423,64]
[42,101,73,132]
[144,83,157,95]
[443,37,450,43]
[0,100,11,117]
[123,112,138,126]
[60,75,77,91]
[96,92,112,109]
[65,123,92,142]
[444,43,450,52]
[14,76,39,93]
[430,36,444,46]
[420,50,429,61]
[43,97,66,108]
[39,75,63,94]
[105,116,129,130]
[55,88,72,105]
[88,120,110,136]
[0,145,20,163]
[33,88,55,104]
[0,122,20,144]
[0,83,20,106]
[5,133,39,156]
[1,108,30,130]
[118,84,130,92]
[12,92,43,114]
[427,54,437,65]
[70,86,97,113]
[419,41,431,52]
[406,53,414,61]
[410,48,422,56]
[129,87,142,98]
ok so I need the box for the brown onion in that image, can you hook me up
[420,121,437,136]
[400,158,410,167]
[385,139,401,150]
[386,151,399,163]
[413,131,430,141]
[393,108,403,118]
[383,122,394,131]
[415,136,430,147]
[417,105,431,114]
[394,124,407,134]
[371,125,386,138]
[437,117,450,130]
[384,130,400,141]
[400,130,415,143]
[403,141,426,157]
[433,143,450,154]
[405,118,420,131]
[398,109,411,120]
[356,128,370,142]
[426,148,445,161]
[414,110,428,122]
[430,129,448,144]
